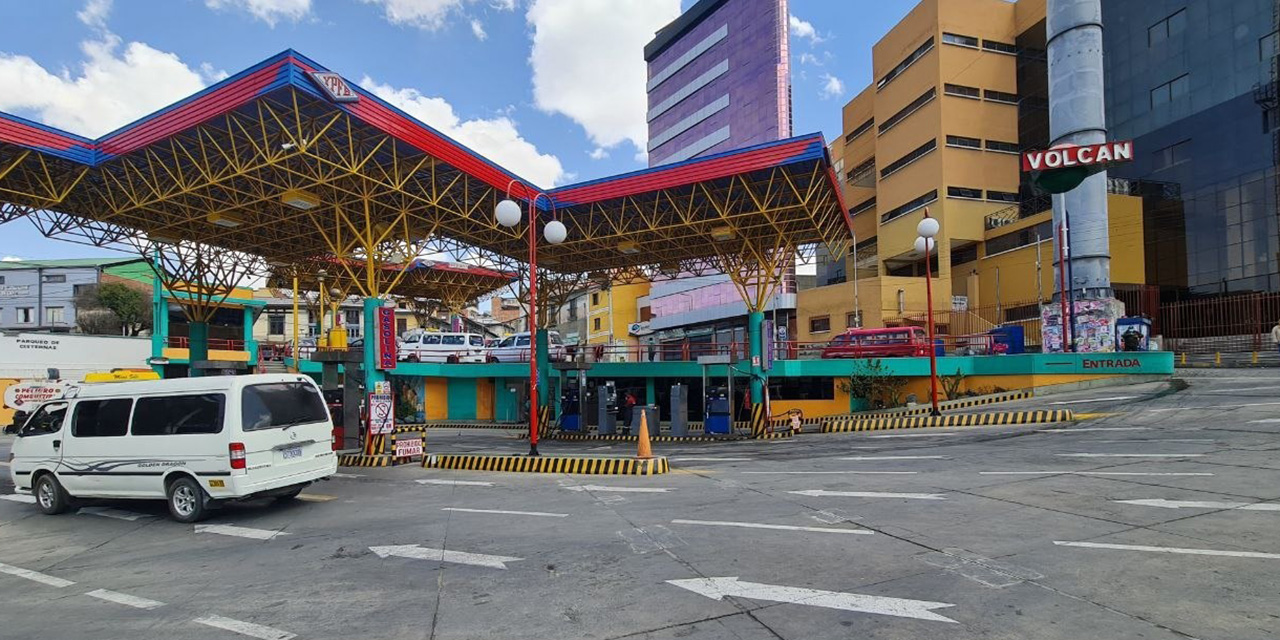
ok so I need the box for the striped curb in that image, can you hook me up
[827,391,1034,422]
[337,453,417,467]
[539,429,795,443]
[821,410,1073,433]
[395,422,524,432]
[423,454,670,475]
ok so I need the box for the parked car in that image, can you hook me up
[487,331,566,363]
[8,374,337,522]
[820,327,932,359]
[287,337,317,360]
[399,331,487,363]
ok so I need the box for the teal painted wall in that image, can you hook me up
[447,378,478,420]
[495,377,520,422]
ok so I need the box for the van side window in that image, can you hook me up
[441,335,464,345]
[424,335,442,345]
[469,336,484,346]
[242,383,329,431]
[499,337,514,347]
[21,402,68,435]
[132,394,225,435]
[72,399,133,438]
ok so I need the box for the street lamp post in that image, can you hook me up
[496,193,567,457]
[915,211,942,417]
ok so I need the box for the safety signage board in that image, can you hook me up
[395,437,423,457]
[369,393,395,435]
[377,307,398,370]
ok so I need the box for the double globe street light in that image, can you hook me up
[914,212,942,417]
[495,195,567,456]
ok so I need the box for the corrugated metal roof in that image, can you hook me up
[0,257,144,270]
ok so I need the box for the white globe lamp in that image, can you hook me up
[914,236,935,255]
[544,220,567,244]
[916,216,940,239]
[495,199,522,228]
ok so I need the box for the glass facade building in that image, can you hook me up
[643,0,792,167]
[1102,0,1280,297]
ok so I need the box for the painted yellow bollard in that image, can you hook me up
[636,411,653,460]
[1215,352,1221,367]
[1180,352,1187,366]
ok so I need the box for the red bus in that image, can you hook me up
[820,327,932,359]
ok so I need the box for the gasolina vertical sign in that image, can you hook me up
[377,307,397,370]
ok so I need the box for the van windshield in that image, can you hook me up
[242,382,329,431]
[441,335,465,345]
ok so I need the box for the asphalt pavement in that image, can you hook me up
[2,370,1279,639]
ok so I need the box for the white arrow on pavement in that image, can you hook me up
[839,455,947,461]
[666,576,958,623]
[416,479,494,487]
[195,524,289,540]
[1115,499,1280,512]
[0,494,36,504]
[79,506,154,521]
[789,489,946,500]
[370,544,522,569]
[563,485,672,493]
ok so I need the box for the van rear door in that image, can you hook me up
[236,381,333,484]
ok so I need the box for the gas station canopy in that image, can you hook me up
[0,50,851,283]
[270,257,515,306]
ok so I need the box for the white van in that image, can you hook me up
[399,331,487,363]
[488,331,566,363]
[7,374,337,522]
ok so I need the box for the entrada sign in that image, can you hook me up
[1082,357,1143,370]
[309,72,359,103]
[1021,140,1133,172]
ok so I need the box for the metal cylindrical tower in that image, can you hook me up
[1047,0,1111,299]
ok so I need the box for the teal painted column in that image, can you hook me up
[748,310,766,435]
[188,321,209,378]
[243,307,258,367]
[535,329,551,408]
[362,297,386,391]
[646,377,656,405]
[150,272,167,377]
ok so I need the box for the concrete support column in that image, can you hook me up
[243,306,258,368]
[535,329,551,408]
[747,310,766,436]
[645,377,657,405]
[188,321,209,378]
[362,297,386,391]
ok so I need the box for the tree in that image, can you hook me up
[96,283,151,336]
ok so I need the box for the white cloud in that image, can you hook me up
[1,256,24,262]
[77,0,112,29]
[527,0,679,152]
[199,62,230,83]
[799,52,819,66]
[789,14,825,44]
[360,76,566,187]
[820,73,845,100]
[588,147,608,160]
[470,18,487,40]
[0,34,211,138]
[205,0,311,26]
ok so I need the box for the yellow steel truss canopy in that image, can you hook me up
[0,50,851,298]
[269,257,514,309]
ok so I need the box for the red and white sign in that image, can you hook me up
[377,307,397,370]
[395,437,423,458]
[309,72,359,103]
[3,381,71,412]
[1022,140,1133,172]
[369,393,395,435]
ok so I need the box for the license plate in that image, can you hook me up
[282,445,302,460]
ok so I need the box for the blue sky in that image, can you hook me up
[0,0,916,261]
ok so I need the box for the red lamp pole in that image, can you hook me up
[527,198,540,456]
[922,233,941,417]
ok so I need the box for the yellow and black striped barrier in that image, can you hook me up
[423,454,670,475]
[822,410,1073,433]
[829,391,1034,422]
[338,453,415,467]
[750,404,766,438]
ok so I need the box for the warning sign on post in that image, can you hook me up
[395,437,423,458]
[368,393,395,435]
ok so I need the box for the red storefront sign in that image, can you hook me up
[377,307,397,370]
[1021,140,1134,172]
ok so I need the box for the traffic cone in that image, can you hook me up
[636,410,653,460]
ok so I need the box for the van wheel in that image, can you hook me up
[407,354,419,363]
[276,486,305,501]
[167,477,210,523]
[34,474,70,515]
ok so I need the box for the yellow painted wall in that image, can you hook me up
[797,274,949,342]
[0,378,17,426]
[476,378,494,421]
[424,378,448,420]
[162,348,251,363]
[587,282,650,346]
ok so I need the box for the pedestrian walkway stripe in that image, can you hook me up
[544,429,793,443]
[194,615,296,640]
[0,562,75,588]
[671,519,872,535]
[424,454,670,475]
[86,588,165,610]
[822,410,1073,433]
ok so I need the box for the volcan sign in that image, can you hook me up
[3,381,71,412]
[1021,141,1133,172]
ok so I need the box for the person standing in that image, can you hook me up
[1272,319,1280,356]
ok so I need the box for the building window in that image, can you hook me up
[72,284,95,297]
[877,36,934,90]
[880,190,939,224]
[41,274,66,284]
[984,89,1019,105]
[985,139,1020,154]
[1265,108,1280,134]
[1152,139,1191,171]
[344,309,360,326]
[943,83,981,100]
[268,313,286,335]
[847,158,875,185]
[591,292,600,306]
[986,220,1052,256]
[1150,74,1189,108]
[986,190,1020,203]
[16,307,33,324]
[880,139,938,179]
[1260,31,1278,61]
[947,186,983,200]
[593,318,602,331]
[951,244,979,266]
[982,39,1017,55]
[396,318,407,334]
[941,32,979,49]
[845,312,861,329]
[849,196,876,217]
[1148,8,1187,47]
[844,118,874,143]
[945,135,982,149]
[809,316,831,334]
[878,88,936,135]
[0,276,5,284]
[45,307,64,325]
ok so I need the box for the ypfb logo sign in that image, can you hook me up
[309,72,359,103]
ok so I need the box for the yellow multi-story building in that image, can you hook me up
[800,0,1149,347]
[586,282,652,359]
